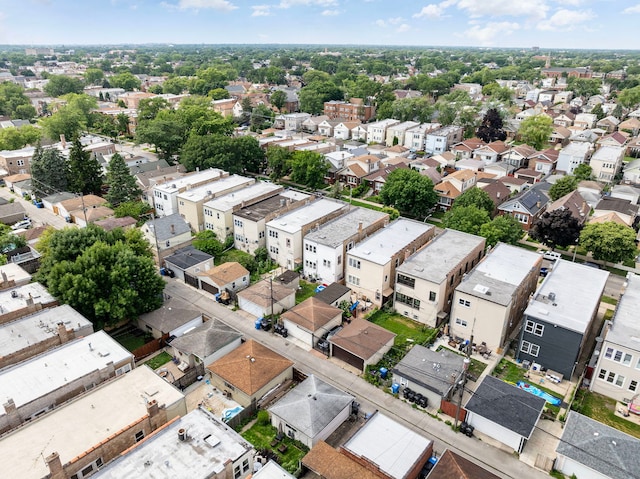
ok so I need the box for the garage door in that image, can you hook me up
[184,272,199,288]
[332,345,364,371]
[201,281,219,295]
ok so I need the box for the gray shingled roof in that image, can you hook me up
[138,297,201,334]
[164,246,213,270]
[268,375,353,439]
[315,283,351,305]
[465,375,545,439]
[170,318,242,361]
[557,411,640,479]
[144,213,191,241]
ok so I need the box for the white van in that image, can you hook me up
[543,251,561,261]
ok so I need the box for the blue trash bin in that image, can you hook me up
[391,383,400,394]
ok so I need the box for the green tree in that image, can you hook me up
[590,103,605,120]
[573,164,592,182]
[518,114,553,151]
[208,88,229,100]
[40,105,86,140]
[453,187,495,215]
[163,76,190,95]
[137,97,169,121]
[579,222,638,264]
[105,153,142,207]
[113,201,152,224]
[567,78,601,98]
[290,151,329,189]
[109,72,141,91]
[192,230,226,257]
[31,147,69,197]
[116,113,130,136]
[479,215,523,247]
[0,125,42,150]
[270,90,287,111]
[0,82,37,119]
[617,85,640,109]
[180,135,264,174]
[136,115,186,162]
[44,75,84,97]
[379,169,438,218]
[84,68,104,85]
[549,176,579,201]
[442,206,490,236]
[266,145,292,181]
[250,104,273,132]
[67,138,104,195]
[529,209,582,249]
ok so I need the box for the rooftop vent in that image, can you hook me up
[548,292,556,301]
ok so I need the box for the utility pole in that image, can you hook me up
[80,192,88,226]
[455,356,471,430]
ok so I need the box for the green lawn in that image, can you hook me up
[144,351,173,370]
[241,418,308,474]
[572,390,640,439]
[601,295,618,306]
[296,280,316,304]
[367,310,437,346]
[114,333,147,351]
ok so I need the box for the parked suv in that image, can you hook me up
[542,251,561,262]
[11,218,32,230]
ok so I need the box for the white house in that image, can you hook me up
[556,142,592,175]
[151,168,226,216]
[365,119,400,144]
[589,146,625,183]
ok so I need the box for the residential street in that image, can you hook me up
[163,279,551,479]
[0,186,71,230]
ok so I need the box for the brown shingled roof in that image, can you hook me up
[302,441,382,479]
[429,449,501,479]
[329,317,396,361]
[199,261,249,284]
[280,297,342,332]
[207,339,293,396]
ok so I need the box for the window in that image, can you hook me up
[165,240,170,247]
[525,320,544,336]
[521,341,540,357]
[458,298,470,307]
[598,369,624,387]
[513,213,529,224]
[234,219,243,227]
[286,238,291,247]
[135,431,145,442]
[338,255,342,265]
[429,291,436,302]
[269,246,279,255]
[605,348,633,366]
[348,258,361,269]
[17,159,24,166]
[397,274,415,288]
[259,231,264,239]
[395,292,421,309]
[630,380,638,392]
[455,318,467,327]
[242,459,250,472]
[234,465,242,479]
[347,275,360,286]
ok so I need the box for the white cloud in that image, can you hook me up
[462,21,520,45]
[396,23,411,32]
[278,0,338,8]
[623,4,640,13]
[413,4,446,18]
[456,0,549,20]
[251,5,271,16]
[537,8,594,30]
[388,16,404,25]
[554,0,583,5]
[375,19,388,27]
[163,0,238,11]
[321,9,340,15]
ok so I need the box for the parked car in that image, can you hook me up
[543,251,561,261]
[11,218,32,230]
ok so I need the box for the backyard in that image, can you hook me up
[295,280,316,304]
[572,389,640,439]
[143,351,173,370]
[367,309,438,346]
[241,412,308,474]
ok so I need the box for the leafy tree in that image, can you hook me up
[44,75,84,97]
[163,76,190,95]
[180,135,264,174]
[590,103,605,120]
[113,201,152,224]
[136,115,186,162]
[529,209,582,249]
[612,104,624,119]
[137,97,169,121]
[379,169,438,218]
[116,113,130,136]
[290,151,329,189]
[616,85,640,109]
[453,187,495,215]
[109,72,141,91]
[567,78,601,98]
[208,88,229,100]
[192,230,226,257]
[270,90,287,111]
[105,153,142,207]
[84,68,104,85]
[45,240,164,327]
[266,145,292,181]
[39,95,97,141]
[573,164,592,182]
[250,104,273,132]
[442,206,490,236]
[0,82,37,119]
[0,125,42,150]
[518,114,553,151]
[67,138,104,195]
[476,108,506,143]
[479,215,523,247]
[579,222,638,264]
[549,176,579,201]
[31,147,69,197]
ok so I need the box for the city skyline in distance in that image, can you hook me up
[1,0,640,50]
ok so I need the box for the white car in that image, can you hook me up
[542,251,561,261]
[11,218,32,230]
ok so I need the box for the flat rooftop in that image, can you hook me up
[456,243,541,306]
[234,191,310,221]
[176,175,254,202]
[525,260,608,333]
[344,413,432,479]
[203,182,282,212]
[0,304,92,358]
[0,366,185,479]
[92,407,253,479]
[0,330,133,415]
[0,263,31,284]
[0,282,56,314]
[304,207,388,248]
[267,199,346,234]
[604,273,640,350]
[154,168,225,194]
[396,229,485,284]
[348,218,433,266]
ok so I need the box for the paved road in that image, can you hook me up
[163,279,550,479]
[0,187,71,230]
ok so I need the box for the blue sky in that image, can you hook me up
[1,0,639,50]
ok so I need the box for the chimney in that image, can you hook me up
[3,398,20,429]
[25,293,34,306]
[536,201,541,208]
[57,322,73,343]
[1,271,6,283]
[404,249,411,261]
[45,452,64,478]
[170,224,175,235]
[59,134,66,149]
[146,399,160,418]
[496,191,501,198]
